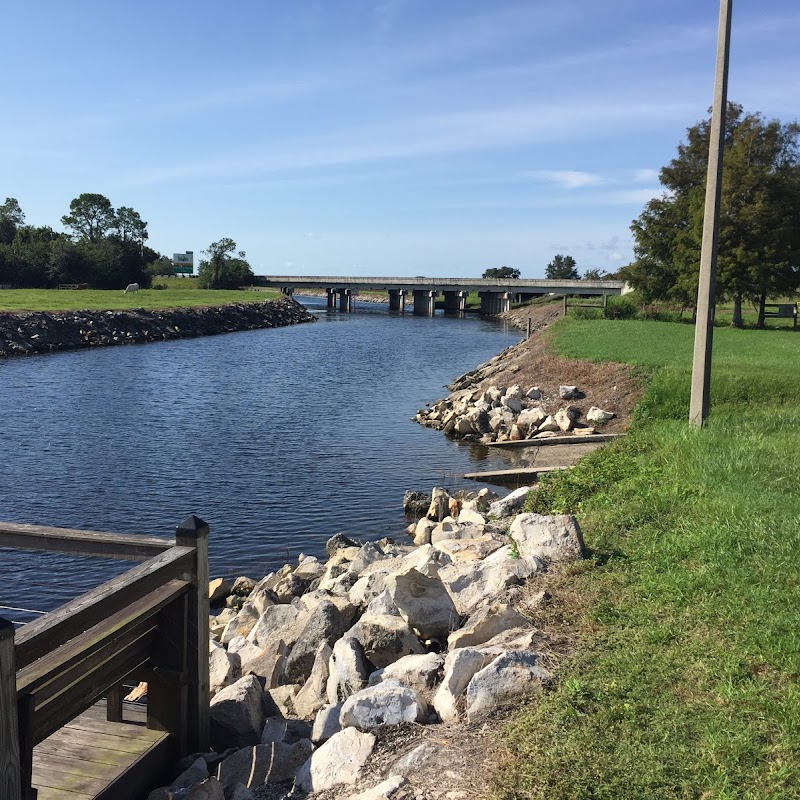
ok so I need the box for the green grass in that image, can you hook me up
[496,317,800,800]
[0,285,280,312]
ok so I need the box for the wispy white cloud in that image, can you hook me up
[126,100,694,187]
[633,168,660,183]
[524,170,604,189]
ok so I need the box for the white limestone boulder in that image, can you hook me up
[431,648,490,723]
[537,415,560,433]
[412,517,435,546]
[209,675,269,749]
[487,486,532,519]
[347,775,408,800]
[465,651,550,722]
[447,603,531,650]
[294,641,334,719]
[240,639,290,688]
[344,613,425,669]
[586,406,615,423]
[554,406,578,432]
[439,545,541,615]
[508,513,584,563]
[339,680,427,730]
[246,604,305,649]
[311,702,343,743]
[217,740,312,788]
[221,602,260,644]
[368,652,444,695]
[386,567,460,641]
[327,636,371,704]
[209,641,241,696]
[296,728,376,793]
[433,535,505,563]
[226,636,261,665]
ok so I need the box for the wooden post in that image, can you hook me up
[689,0,733,427]
[1,619,22,800]
[106,683,124,723]
[562,295,568,315]
[175,515,210,753]
[603,294,608,316]
[526,318,532,339]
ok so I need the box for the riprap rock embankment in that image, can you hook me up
[0,297,316,357]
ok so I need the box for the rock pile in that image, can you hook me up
[415,383,615,444]
[0,297,315,357]
[146,490,584,800]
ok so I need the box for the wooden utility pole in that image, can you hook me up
[689,0,733,427]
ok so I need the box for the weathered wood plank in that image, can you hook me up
[93,735,175,800]
[32,635,156,744]
[0,619,22,800]
[32,788,92,800]
[31,754,120,794]
[40,726,160,757]
[0,522,172,561]
[463,465,573,482]
[486,433,625,448]
[176,515,211,753]
[17,581,188,698]
[15,547,194,668]
[58,715,162,743]
[35,738,134,769]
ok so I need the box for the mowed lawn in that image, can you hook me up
[0,283,280,312]
[496,318,800,800]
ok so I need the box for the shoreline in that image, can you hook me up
[0,297,316,358]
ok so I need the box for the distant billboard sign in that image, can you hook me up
[172,251,194,275]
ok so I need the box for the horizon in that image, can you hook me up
[2,0,798,278]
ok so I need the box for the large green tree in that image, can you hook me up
[61,193,117,243]
[0,197,24,244]
[114,206,149,245]
[545,254,579,279]
[198,238,253,289]
[626,103,800,326]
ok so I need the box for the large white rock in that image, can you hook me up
[226,636,261,665]
[217,740,313,788]
[391,741,446,775]
[465,651,550,721]
[487,486,532,519]
[169,756,208,792]
[294,641,333,719]
[246,604,305,649]
[344,613,425,669]
[209,641,241,696]
[447,603,531,650]
[433,535,505,563]
[516,406,547,433]
[456,507,486,526]
[347,775,408,800]
[311,702,343,743]
[430,520,484,546]
[586,406,615,423]
[184,778,225,800]
[439,546,541,615]
[327,636,371,703]
[296,728,376,793]
[386,567,460,641]
[508,513,584,563]
[537,415,561,433]
[500,395,522,413]
[412,517,435,546]
[395,544,452,578]
[221,603,260,644]
[268,684,301,718]
[432,648,490,723]
[525,386,542,400]
[365,589,400,617]
[285,599,357,683]
[368,652,444,695]
[426,487,452,522]
[340,680,427,729]
[240,639,290,688]
[559,385,581,400]
[554,406,578,432]
[209,675,268,749]
[349,571,390,608]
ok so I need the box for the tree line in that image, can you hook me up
[482,257,609,281]
[621,103,800,327]
[0,194,161,289]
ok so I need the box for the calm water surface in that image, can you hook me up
[0,298,523,620]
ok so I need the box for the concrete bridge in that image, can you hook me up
[253,275,627,315]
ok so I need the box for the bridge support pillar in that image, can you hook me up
[326,288,337,309]
[443,290,468,314]
[338,288,357,312]
[479,291,513,316]
[388,289,407,312]
[413,289,437,316]
[280,286,294,296]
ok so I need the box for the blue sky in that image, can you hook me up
[2,0,799,278]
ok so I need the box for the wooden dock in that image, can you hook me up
[486,432,625,448]
[463,465,573,482]
[32,701,170,800]
[0,516,211,800]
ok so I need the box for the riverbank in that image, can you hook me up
[0,297,316,357]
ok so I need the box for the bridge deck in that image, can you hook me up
[32,701,170,800]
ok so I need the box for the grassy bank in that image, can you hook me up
[0,282,280,312]
[496,318,800,800]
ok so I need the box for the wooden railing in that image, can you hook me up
[0,515,211,800]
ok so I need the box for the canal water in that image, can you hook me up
[0,297,523,620]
